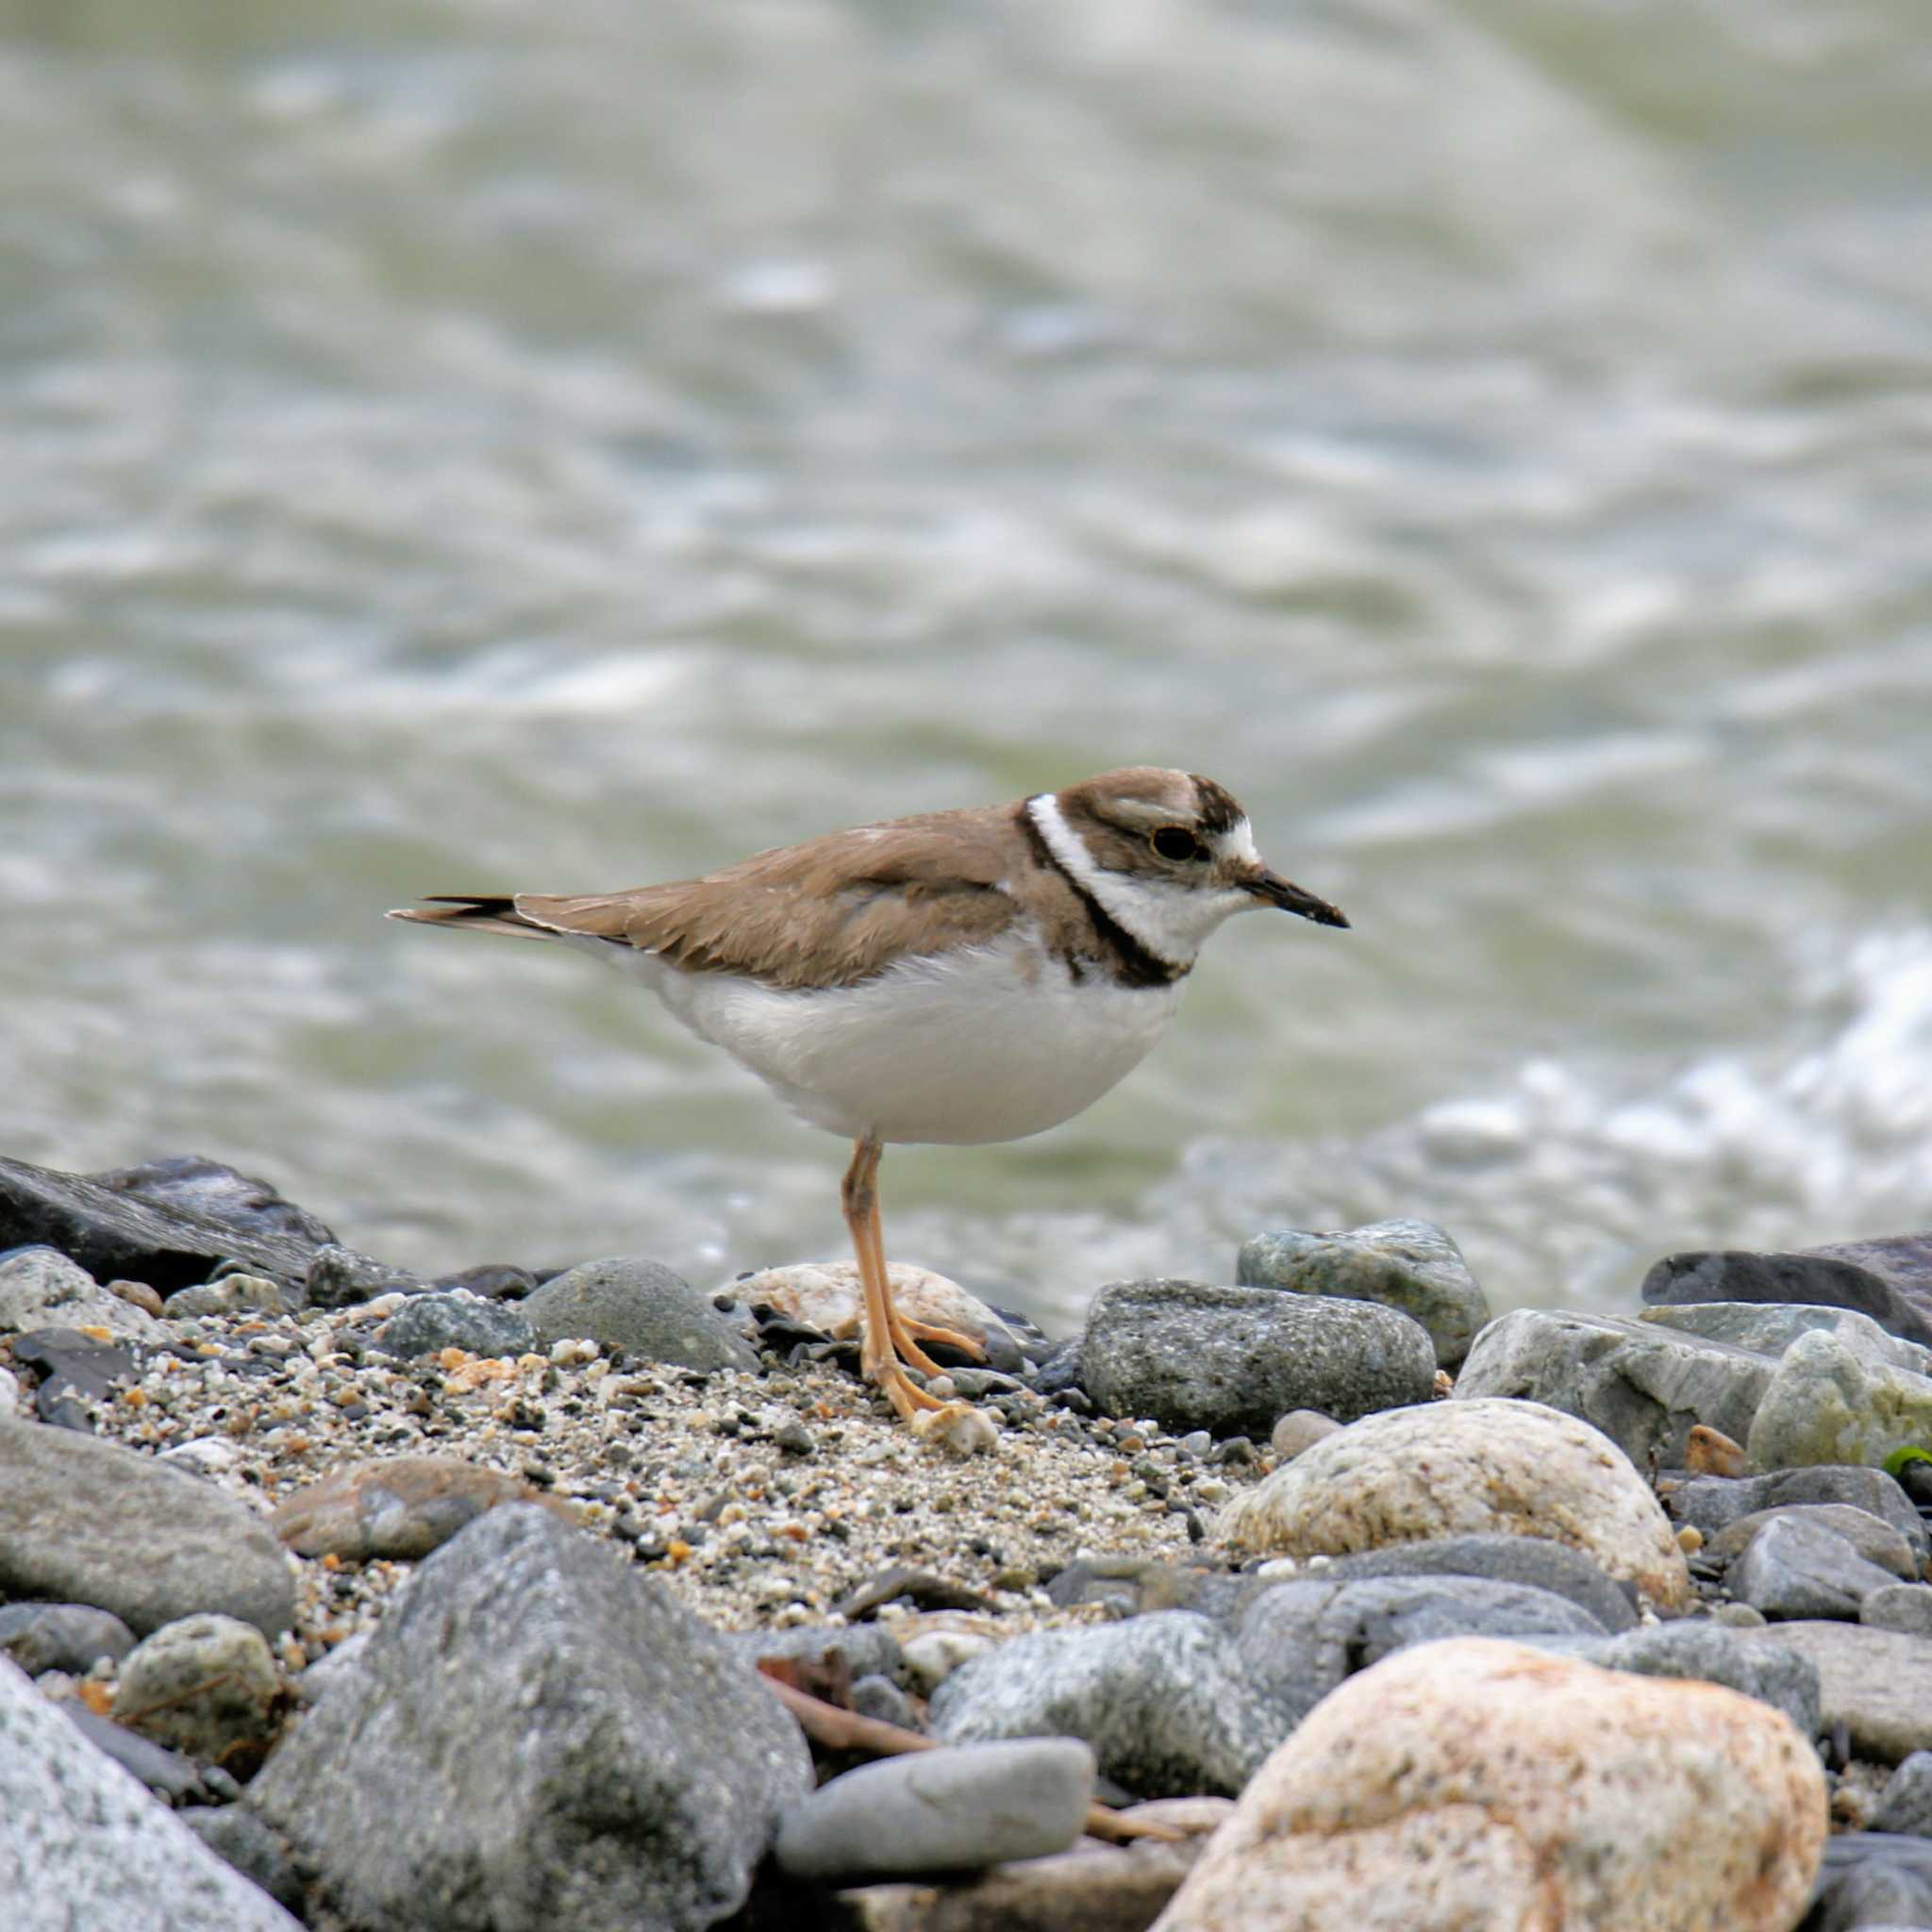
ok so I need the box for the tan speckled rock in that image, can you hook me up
[733,1262,1018,1354]
[270,1455,575,1561]
[1153,1638,1826,1932]
[1215,1396,1690,1610]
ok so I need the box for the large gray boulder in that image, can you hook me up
[0,1657,301,1932]
[0,1418,294,1637]
[1080,1279,1435,1437]
[248,1504,811,1932]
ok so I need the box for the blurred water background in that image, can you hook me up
[5,0,1932,1332]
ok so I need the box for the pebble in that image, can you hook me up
[0,1246,170,1345]
[1080,1279,1436,1438]
[1866,1584,1932,1636]
[1236,1217,1491,1371]
[0,1603,137,1676]
[112,1613,281,1763]
[368,1290,537,1361]
[775,1738,1094,1879]
[1269,1409,1341,1459]
[521,1256,758,1373]
[1874,1751,1932,1836]
[268,1453,573,1561]
[1728,1514,1907,1622]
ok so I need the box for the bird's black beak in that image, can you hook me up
[1247,869,1350,928]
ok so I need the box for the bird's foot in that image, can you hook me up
[883,1311,987,1378]
[862,1349,953,1422]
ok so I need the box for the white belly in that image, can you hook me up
[571,931,1186,1145]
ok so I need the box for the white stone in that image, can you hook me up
[1216,1397,1690,1610]
[1152,1638,1826,1932]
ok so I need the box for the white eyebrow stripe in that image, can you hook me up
[1026,791,1191,968]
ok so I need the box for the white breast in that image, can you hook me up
[567,929,1187,1146]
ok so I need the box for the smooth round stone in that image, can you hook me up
[1082,1280,1435,1440]
[521,1257,757,1373]
[1271,1410,1341,1459]
[269,1455,570,1561]
[0,1418,294,1638]
[775,1739,1094,1880]
[0,1245,170,1344]
[163,1273,294,1319]
[1707,1503,1917,1580]
[1217,1397,1691,1613]
[1863,1584,1932,1637]
[1238,1218,1491,1371]
[0,1603,137,1676]
[113,1614,281,1762]
[1156,1638,1825,1932]
[369,1290,536,1361]
[157,1438,245,1481]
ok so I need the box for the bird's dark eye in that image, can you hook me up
[1151,826,1205,862]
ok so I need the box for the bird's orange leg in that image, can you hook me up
[842,1133,946,1420]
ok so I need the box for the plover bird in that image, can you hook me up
[390,768,1347,1425]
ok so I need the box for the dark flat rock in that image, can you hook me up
[0,1155,326,1294]
[1641,1245,1932,1350]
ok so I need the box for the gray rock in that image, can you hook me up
[178,1807,305,1915]
[1641,1241,1932,1350]
[1731,1622,1932,1760]
[521,1257,758,1372]
[9,1324,141,1430]
[114,1615,282,1763]
[848,1674,915,1729]
[0,1417,294,1637]
[1270,1409,1341,1459]
[1569,1623,1822,1740]
[163,1273,296,1319]
[1865,1585,1932,1637]
[1452,1307,1773,1470]
[1234,1575,1608,1726]
[306,1242,421,1308]
[369,1290,536,1360]
[1729,1515,1903,1622]
[0,1246,170,1344]
[248,1504,811,1932]
[1746,1328,1932,1473]
[1237,1218,1491,1370]
[1317,1534,1641,1634]
[89,1155,337,1249]
[0,1603,137,1675]
[1807,1834,1932,1932]
[0,1154,325,1296]
[928,1610,1288,1798]
[1665,1464,1928,1561]
[1639,1300,1932,1375]
[1707,1504,1918,1580]
[1874,1752,1932,1836]
[0,1657,301,1932]
[61,1706,226,1805]
[775,1739,1094,1880]
[1080,1280,1435,1438]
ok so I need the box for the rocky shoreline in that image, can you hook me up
[6,1153,1932,1929]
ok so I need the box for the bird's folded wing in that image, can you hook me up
[513,815,1024,991]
